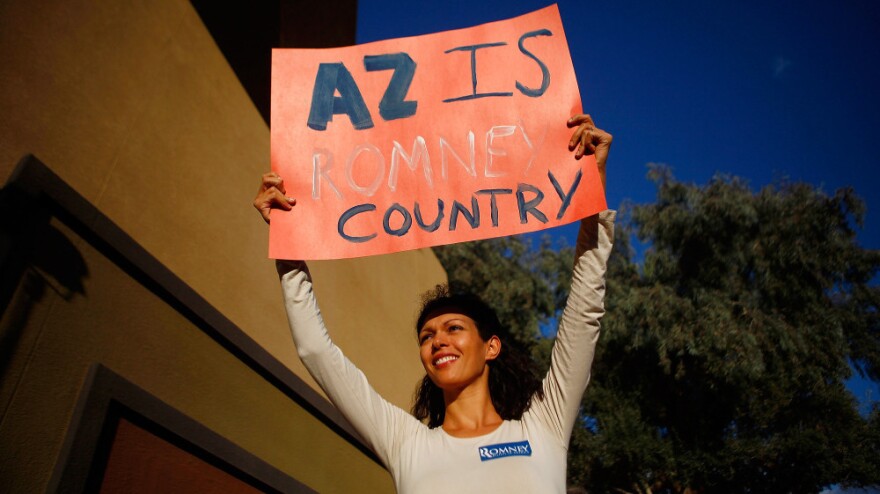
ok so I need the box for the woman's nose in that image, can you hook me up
[432,331,448,349]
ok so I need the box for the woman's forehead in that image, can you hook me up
[419,308,475,329]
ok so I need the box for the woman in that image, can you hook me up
[254,114,614,493]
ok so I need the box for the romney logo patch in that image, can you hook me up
[478,440,532,461]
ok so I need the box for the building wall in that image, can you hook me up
[0,0,446,491]
[0,218,392,492]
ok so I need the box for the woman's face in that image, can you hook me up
[418,309,500,392]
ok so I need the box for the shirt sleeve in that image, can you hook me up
[531,210,615,444]
[276,260,421,468]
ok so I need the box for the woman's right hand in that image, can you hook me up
[253,172,296,224]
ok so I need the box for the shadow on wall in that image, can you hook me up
[0,156,88,381]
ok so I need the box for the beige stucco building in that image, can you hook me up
[0,1,446,491]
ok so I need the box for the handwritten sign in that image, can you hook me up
[270,4,605,260]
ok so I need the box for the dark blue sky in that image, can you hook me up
[358,1,880,244]
[356,1,880,411]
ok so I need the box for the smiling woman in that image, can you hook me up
[259,113,614,493]
[412,287,544,431]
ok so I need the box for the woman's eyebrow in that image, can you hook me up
[444,318,468,325]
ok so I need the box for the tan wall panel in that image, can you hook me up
[0,0,187,199]
[0,219,393,493]
[0,0,446,411]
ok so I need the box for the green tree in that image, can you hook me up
[569,166,880,493]
[433,166,880,493]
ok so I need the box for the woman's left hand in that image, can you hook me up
[567,114,613,188]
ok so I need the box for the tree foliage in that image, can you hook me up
[434,166,880,493]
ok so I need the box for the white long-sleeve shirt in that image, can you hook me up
[278,211,615,493]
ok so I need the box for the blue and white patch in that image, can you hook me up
[478,440,532,461]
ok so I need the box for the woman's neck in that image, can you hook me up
[441,376,503,438]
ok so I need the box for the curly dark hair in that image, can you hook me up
[411,284,545,428]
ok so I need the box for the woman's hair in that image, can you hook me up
[411,284,544,428]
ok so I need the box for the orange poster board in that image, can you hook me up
[270,4,605,260]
